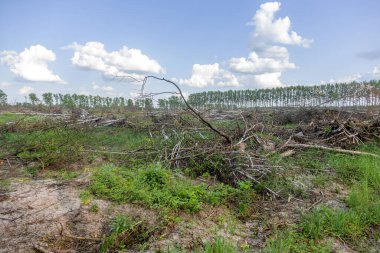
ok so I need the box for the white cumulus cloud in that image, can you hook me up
[19,86,34,95]
[252,72,283,87]
[226,1,311,89]
[66,42,164,79]
[179,63,239,88]
[248,1,312,48]
[0,45,64,83]
[238,72,283,88]
[229,46,295,74]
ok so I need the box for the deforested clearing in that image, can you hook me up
[1,1,380,252]
[0,84,379,252]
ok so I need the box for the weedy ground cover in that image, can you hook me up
[1,111,379,252]
[264,145,380,252]
[88,163,255,214]
[0,112,26,124]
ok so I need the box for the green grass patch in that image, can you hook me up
[0,124,162,173]
[0,113,25,124]
[312,174,331,188]
[301,206,365,240]
[88,163,243,213]
[100,214,152,252]
[328,145,380,188]
[0,113,48,127]
[90,203,99,213]
[0,179,11,192]
[80,190,92,205]
[83,127,153,151]
[202,237,237,253]
[164,237,237,253]
[44,169,79,180]
[265,145,380,251]
[265,229,332,253]
[1,127,86,168]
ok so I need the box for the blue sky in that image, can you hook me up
[1,0,380,102]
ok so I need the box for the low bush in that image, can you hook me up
[88,163,245,213]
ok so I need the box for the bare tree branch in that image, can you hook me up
[137,75,233,144]
[282,143,379,158]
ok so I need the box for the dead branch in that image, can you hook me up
[64,234,102,241]
[81,148,158,155]
[283,143,379,158]
[101,119,126,126]
[306,197,324,211]
[143,76,232,144]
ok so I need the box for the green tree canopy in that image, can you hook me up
[0,89,7,106]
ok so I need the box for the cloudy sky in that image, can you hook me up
[1,0,380,103]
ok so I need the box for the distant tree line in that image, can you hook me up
[186,80,380,109]
[28,92,128,109]
[23,92,182,111]
[1,80,379,110]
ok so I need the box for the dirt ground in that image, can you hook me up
[0,174,252,252]
[0,172,358,253]
[0,176,84,252]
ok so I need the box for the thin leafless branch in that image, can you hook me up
[117,74,232,144]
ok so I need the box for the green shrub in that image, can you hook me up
[88,163,238,213]
[141,165,171,187]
